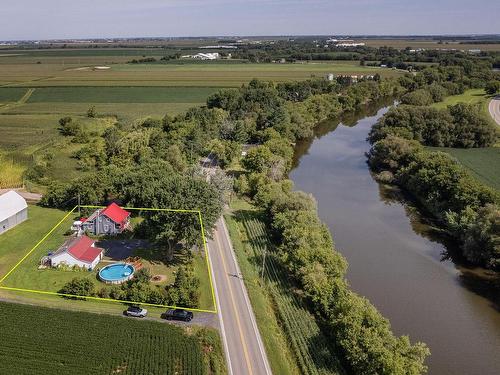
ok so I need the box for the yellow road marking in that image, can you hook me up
[214,228,254,374]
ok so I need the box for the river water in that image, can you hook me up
[289,102,500,375]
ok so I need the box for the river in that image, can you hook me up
[289,102,500,375]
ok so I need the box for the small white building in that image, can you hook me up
[0,190,28,235]
[49,235,103,270]
[182,52,220,60]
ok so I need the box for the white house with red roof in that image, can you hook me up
[49,235,103,270]
[81,203,130,236]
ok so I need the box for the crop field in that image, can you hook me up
[0,301,208,375]
[0,87,27,102]
[0,56,401,88]
[225,200,344,375]
[27,86,220,103]
[3,102,196,119]
[360,39,500,51]
[431,147,500,190]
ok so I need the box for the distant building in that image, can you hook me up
[79,203,130,236]
[335,42,365,47]
[0,190,28,235]
[49,235,103,270]
[181,52,220,60]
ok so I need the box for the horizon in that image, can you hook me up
[1,0,499,40]
[3,33,500,43]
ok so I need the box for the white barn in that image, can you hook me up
[0,190,28,235]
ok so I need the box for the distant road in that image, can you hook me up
[488,96,500,126]
[208,218,272,375]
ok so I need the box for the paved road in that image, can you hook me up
[488,96,500,126]
[208,218,272,375]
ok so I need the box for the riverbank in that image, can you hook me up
[289,103,500,375]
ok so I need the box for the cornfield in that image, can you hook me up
[0,155,24,189]
[0,302,206,375]
[238,214,345,375]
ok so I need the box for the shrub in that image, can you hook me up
[59,277,95,297]
[87,106,97,118]
[165,265,200,308]
[58,117,81,136]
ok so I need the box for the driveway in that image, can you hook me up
[99,239,151,261]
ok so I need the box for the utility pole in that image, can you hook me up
[78,193,81,216]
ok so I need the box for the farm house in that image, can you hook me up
[0,190,28,235]
[49,235,103,270]
[79,203,130,236]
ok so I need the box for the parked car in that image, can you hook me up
[124,306,147,318]
[162,309,193,322]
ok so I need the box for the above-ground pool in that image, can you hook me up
[99,263,135,284]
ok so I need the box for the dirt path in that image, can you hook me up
[0,188,42,202]
[0,88,36,112]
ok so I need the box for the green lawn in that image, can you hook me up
[224,198,345,375]
[0,301,216,375]
[430,147,500,190]
[0,205,69,279]
[432,88,496,127]
[28,86,220,103]
[432,88,490,109]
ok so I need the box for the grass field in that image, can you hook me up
[0,205,215,312]
[431,147,500,190]
[0,114,117,186]
[225,198,345,375]
[0,301,216,375]
[0,205,66,278]
[432,88,491,109]
[430,89,500,190]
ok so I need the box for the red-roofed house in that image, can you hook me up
[82,203,131,236]
[50,235,103,270]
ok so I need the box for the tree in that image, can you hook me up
[400,89,433,106]
[485,80,500,95]
[241,146,274,173]
[59,278,96,297]
[87,106,97,118]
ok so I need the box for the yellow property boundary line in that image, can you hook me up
[0,205,217,314]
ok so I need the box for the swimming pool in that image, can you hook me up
[99,263,135,284]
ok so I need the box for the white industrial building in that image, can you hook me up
[0,190,28,235]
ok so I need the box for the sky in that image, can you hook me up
[1,0,499,40]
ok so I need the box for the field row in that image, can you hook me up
[0,301,207,375]
[0,86,219,103]
[226,205,344,375]
[0,61,401,88]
